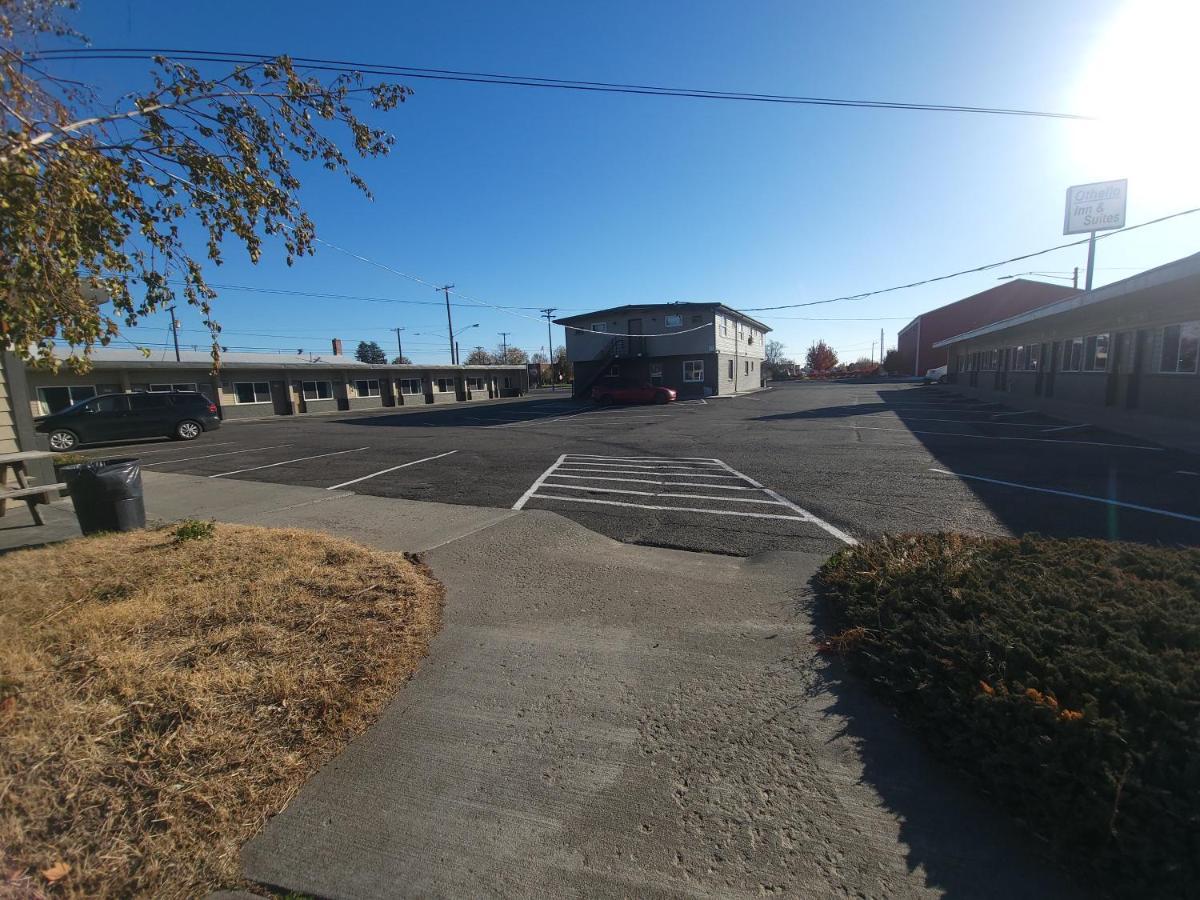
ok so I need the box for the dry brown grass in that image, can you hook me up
[0,524,443,898]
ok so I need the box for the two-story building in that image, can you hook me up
[556,302,770,398]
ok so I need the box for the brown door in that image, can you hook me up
[270,381,291,415]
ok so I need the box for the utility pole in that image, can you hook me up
[499,332,510,363]
[541,309,557,391]
[166,305,181,362]
[437,284,456,364]
[391,326,406,362]
[1084,234,1096,291]
[880,328,884,364]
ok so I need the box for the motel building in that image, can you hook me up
[937,252,1200,432]
[19,346,529,421]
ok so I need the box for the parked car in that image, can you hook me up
[592,380,678,405]
[923,365,948,384]
[35,391,221,451]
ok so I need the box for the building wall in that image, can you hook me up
[903,280,1080,375]
[0,358,17,454]
[945,277,1199,421]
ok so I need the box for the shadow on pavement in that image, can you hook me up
[329,397,588,429]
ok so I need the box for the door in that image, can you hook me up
[75,394,131,442]
[1107,331,1133,407]
[1044,342,1058,398]
[128,392,175,437]
[627,318,645,356]
[270,381,291,415]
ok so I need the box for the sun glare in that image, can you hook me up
[1069,0,1200,204]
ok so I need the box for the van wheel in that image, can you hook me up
[175,420,202,440]
[48,429,79,452]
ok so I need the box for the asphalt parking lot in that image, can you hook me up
[79,382,1200,556]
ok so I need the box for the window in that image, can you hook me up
[1159,322,1200,373]
[400,378,423,395]
[1026,343,1041,371]
[302,381,333,400]
[1062,338,1084,372]
[745,360,750,375]
[150,382,198,393]
[354,379,381,397]
[129,393,171,411]
[85,394,129,414]
[37,385,96,415]
[503,376,513,388]
[683,359,704,382]
[720,316,728,337]
[436,377,455,393]
[649,363,663,382]
[235,382,271,404]
[591,322,608,333]
[728,359,734,379]
[664,314,683,328]
[747,331,755,346]
[1084,333,1110,371]
[467,376,485,390]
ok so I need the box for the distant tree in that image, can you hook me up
[805,340,838,372]
[0,1,410,373]
[554,345,573,381]
[764,339,786,366]
[465,346,493,365]
[355,340,387,364]
[493,345,529,365]
[391,355,412,365]
[529,351,548,364]
[882,349,907,374]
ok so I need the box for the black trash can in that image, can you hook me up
[61,458,146,535]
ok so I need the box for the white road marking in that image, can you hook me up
[851,411,1051,427]
[991,410,1035,417]
[528,493,810,521]
[325,450,459,490]
[142,443,292,466]
[83,440,235,459]
[512,453,567,509]
[557,466,744,479]
[711,459,857,544]
[842,424,1160,450]
[929,468,1200,524]
[546,473,764,490]
[1176,471,1200,477]
[209,446,370,479]
[539,483,788,504]
[1041,423,1091,433]
[567,455,722,463]
[558,461,728,472]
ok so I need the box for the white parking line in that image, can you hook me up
[142,443,292,467]
[539,483,788,504]
[546,473,764,490]
[83,440,235,459]
[557,466,744,479]
[512,453,568,509]
[1177,470,1200,477]
[711,459,857,544]
[1041,423,1091,433]
[841,424,1160,450]
[557,461,729,472]
[991,410,1035,418]
[853,413,1050,428]
[930,468,1200,524]
[326,450,459,490]
[209,446,370,479]
[528,493,811,521]
[568,455,722,463]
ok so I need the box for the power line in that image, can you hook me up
[742,206,1200,312]
[27,47,1094,120]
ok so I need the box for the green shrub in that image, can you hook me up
[172,519,216,543]
[817,533,1200,897]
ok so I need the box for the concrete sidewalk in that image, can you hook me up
[1,475,1075,897]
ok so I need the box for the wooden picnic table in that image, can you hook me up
[0,450,67,526]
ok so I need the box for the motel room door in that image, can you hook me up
[627,318,645,356]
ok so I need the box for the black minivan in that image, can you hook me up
[35,391,222,451]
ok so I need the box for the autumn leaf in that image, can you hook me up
[41,861,70,882]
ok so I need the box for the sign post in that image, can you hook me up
[1063,179,1127,291]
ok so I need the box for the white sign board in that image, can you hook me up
[1064,179,1127,234]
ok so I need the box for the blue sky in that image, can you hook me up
[57,0,1200,364]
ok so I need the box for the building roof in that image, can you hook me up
[932,252,1200,348]
[29,346,525,371]
[897,278,1080,336]
[555,302,771,333]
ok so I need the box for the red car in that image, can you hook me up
[592,381,677,405]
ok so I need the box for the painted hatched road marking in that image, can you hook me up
[326,450,459,490]
[514,454,856,544]
[142,443,293,467]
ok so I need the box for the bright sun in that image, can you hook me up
[1069,0,1200,204]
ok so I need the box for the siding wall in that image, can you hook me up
[0,359,17,454]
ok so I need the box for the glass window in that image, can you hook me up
[129,393,171,410]
[720,317,728,337]
[745,360,750,375]
[354,379,381,397]
[467,377,485,390]
[728,359,734,379]
[301,381,333,400]
[1085,334,1110,371]
[400,379,422,394]
[649,363,663,382]
[436,377,455,392]
[664,314,683,328]
[683,359,704,382]
[1160,322,1200,373]
[234,382,271,404]
[591,322,608,333]
[38,385,97,415]
[86,394,129,413]
[150,382,199,393]
[1063,338,1084,372]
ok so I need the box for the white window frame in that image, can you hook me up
[683,359,704,383]
[149,382,199,393]
[234,382,271,405]
[467,376,486,390]
[36,384,96,415]
[591,322,609,333]
[720,316,728,337]
[435,377,455,393]
[354,378,381,398]
[399,378,423,395]
[664,314,683,329]
[301,380,334,401]
[1159,322,1200,374]
[1062,338,1084,373]
[1083,333,1110,372]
